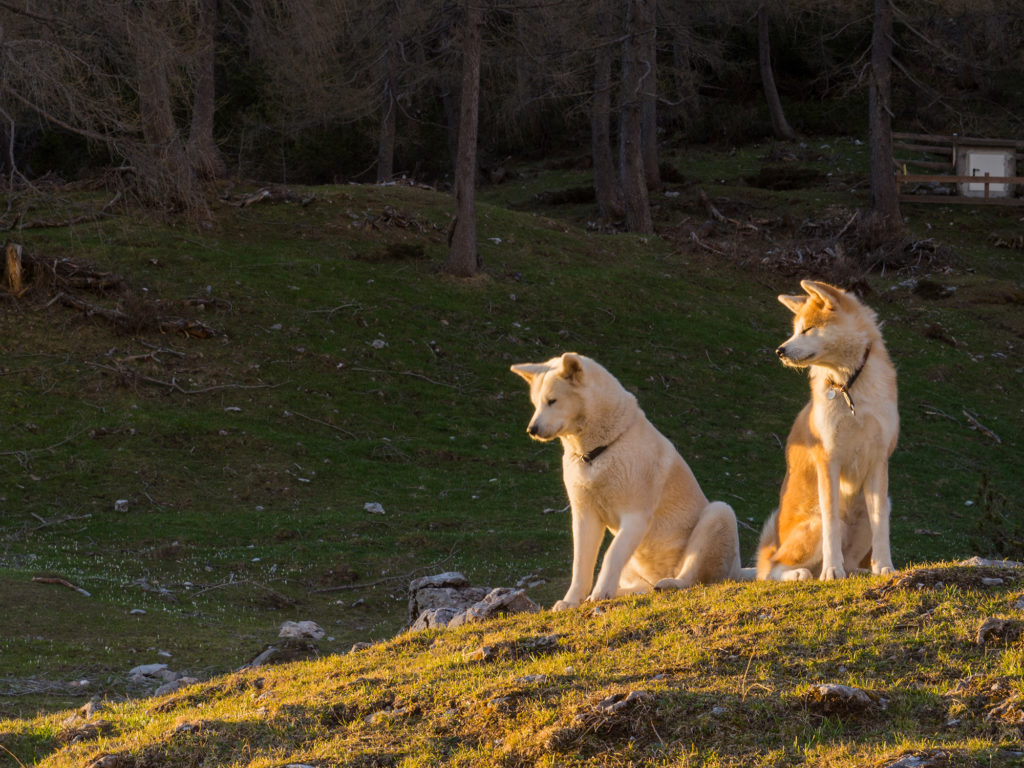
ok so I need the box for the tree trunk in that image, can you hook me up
[187,0,226,180]
[377,0,400,183]
[137,37,177,155]
[619,0,653,235]
[866,0,901,234]
[640,0,660,192]
[135,16,192,205]
[445,0,482,277]
[758,5,797,142]
[591,1,623,221]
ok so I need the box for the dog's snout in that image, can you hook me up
[775,346,786,358]
[527,423,539,436]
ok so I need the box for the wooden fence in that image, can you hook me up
[893,132,1024,205]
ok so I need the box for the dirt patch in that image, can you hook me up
[666,200,956,286]
[538,690,658,754]
[866,564,1022,598]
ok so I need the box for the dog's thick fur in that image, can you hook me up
[511,353,742,610]
[757,280,899,581]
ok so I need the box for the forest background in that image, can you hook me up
[2,0,1023,246]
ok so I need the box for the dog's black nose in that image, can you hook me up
[527,424,539,436]
[775,346,786,358]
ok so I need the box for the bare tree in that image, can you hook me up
[640,0,660,192]
[591,0,623,221]
[377,0,401,183]
[619,0,654,234]
[188,0,225,180]
[757,4,797,141]
[446,0,482,276]
[865,0,901,235]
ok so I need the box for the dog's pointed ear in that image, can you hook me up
[510,363,548,383]
[777,294,807,314]
[801,280,843,310]
[558,353,585,384]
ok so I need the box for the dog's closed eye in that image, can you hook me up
[547,398,557,406]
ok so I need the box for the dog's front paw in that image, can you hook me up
[819,565,846,580]
[873,564,897,576]
[654,578,683,591]
[782,568,813,581]
[551,599,579,612]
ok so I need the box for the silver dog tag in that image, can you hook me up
[827,390,836,400]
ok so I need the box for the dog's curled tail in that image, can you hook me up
[754,508,781,580]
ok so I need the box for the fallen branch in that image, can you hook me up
[85,361,278,395]
[690,231,728,256]
[0,427,92,467]
[834,210,860,241]
[283,409,358,437]
[32,576,91,597]
[50,292,219,338]
[919,403,959,423]
[349,366,459,390]
[190,578,296,606]
[228,186,316,208]
[30,512,92,531]
[963,409,1001,444]
[13,191,122,230]
[696,188,758,232]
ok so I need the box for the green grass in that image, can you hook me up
[0,139,1022,764]
[3,565,1022,767]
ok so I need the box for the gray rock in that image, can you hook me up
[409,571,469,592]
[463,587,540,622]
[446,588,541,628]
[408,573,541,630]
[410,605,463,631]
[129,663,168,679]
[279,620,325,640]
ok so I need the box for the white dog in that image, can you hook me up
[511,353,743,610]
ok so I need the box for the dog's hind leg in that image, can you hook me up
[655,501,741,590]
[616,561,652,595]
[843,502,873,574]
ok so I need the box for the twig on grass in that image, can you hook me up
[690,231,728,256]
[0,428,92,467]
[963,409,1001,444]
[29,512,92,531]
[349,366,459,390]
[305,303,359,316]
[31,576,91,597]
[86,361,279,395]
[919,403,959,423]
[282,409,357,438]
[189,578,296,605]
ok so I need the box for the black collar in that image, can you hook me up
[578,444,609,464]
[826,344,871,415]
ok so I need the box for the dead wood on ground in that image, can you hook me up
[3,242,219,337]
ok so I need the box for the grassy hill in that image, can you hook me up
[1,138,1022,765]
